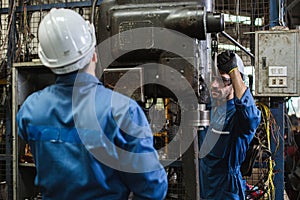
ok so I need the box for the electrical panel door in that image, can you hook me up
[255,30,300,97]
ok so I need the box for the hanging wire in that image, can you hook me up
[256,102,277,200]
[0,0,17,73]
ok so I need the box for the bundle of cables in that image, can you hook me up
[243,102,279,200]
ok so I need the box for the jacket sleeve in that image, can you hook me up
[16,96,33,142]
[115,100,168,200]
[121,169,168,200]
[234,88,261,133]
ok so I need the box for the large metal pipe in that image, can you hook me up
[164,9,224,40]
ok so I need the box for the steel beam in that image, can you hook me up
[0,0,103,14]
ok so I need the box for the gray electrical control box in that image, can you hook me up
[255,30,300,97]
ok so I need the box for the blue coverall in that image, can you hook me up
[17,72,168,200]
[199,89,261,200]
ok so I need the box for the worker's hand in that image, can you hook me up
[217,50,237,74]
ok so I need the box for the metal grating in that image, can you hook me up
[0,13,9,65]
[0,0,12,199]
[165,166,185,200]
[216,0,270,66]
[13,1,93,63]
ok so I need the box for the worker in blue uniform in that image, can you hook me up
[16,8,167,200]
[199,51,261,199]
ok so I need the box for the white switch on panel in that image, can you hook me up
[268,66,287,76]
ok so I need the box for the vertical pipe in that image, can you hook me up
[194,0,215,199]
[278,0,286,26]
[270,99,285,200]
[203,0,214,12]
[198,0,214,87]
[270,0,279,28]
[182,1,214,199]
[7,1,16,199]
[7,1,15,69]
[6,98,12,200]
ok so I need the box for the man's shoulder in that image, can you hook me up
[97,86,138,106]
[22,85,56,107]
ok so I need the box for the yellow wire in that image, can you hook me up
[256,102,275,200]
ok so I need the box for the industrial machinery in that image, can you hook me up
[7,0,300,199]
[95,0,224,199]
[12,0,225,199]
[96,0,224,129]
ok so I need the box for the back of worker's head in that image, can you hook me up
[38,8,96,74]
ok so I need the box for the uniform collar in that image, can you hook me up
[227,98,235,111]
[55,71,101,85]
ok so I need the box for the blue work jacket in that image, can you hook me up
[17,72,168,200]
[199,89,261,200]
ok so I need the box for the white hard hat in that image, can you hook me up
[235,53,244,76]
[38,8,96,74]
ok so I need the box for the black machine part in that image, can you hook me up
[97,0,224,42]
[97,0,224,66]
